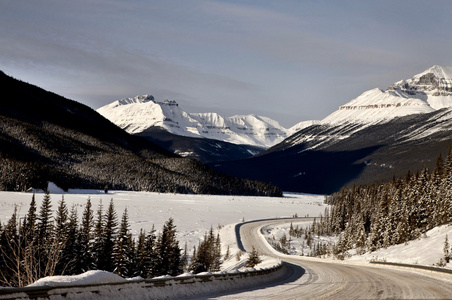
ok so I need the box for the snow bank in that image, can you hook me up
[261,219,452,270]
[348,224,452,268]
[1,266,286,300]
[27,270,126,287]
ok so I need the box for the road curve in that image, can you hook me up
[218,218,452,300]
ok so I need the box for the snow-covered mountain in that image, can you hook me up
[285,65,452,149]
[322,65,452,125]
[212,66,452,194]
[97,95,312,148]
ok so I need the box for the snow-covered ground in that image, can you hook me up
[0,188,326,262]
[0,189,323,294]
[348,225,452,268]
[261,221,452,269]
[4,187,451,293]
[261,220,337,257]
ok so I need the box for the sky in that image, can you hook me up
[1,0,452,127]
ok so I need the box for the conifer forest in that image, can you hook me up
[266,149,452,262]
[299,149,452,259]
[0,193,223,287]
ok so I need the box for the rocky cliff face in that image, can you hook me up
[390,65,452,108]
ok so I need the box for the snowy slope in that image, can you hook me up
[322,88,435,125]
[97,66,452,149]
[322,65,452,125]
[0,190,326,257]
[289,65,452,149]
[97,96,315,148]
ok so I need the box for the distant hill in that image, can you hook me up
[0,71,281,196]
[211,66,452,194]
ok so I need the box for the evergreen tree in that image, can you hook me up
[189,227,222,273]
[245,246,261,268]
[77,197,94,273]
[213,233,222,272]
[98,199,118,272]
[37,191,53,248]
[36,191,55,278]
[0,207,19,286]
[155,218,181,276]
[144,225,158,277]
[54,196,68,245]
[114,208,134,277]
[21,194,37,243]
[180,242,188,272]
[92,199,104,269]
[57,205,78,275]
[134,229,147,278]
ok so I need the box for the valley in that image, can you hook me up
[96,65,452,194]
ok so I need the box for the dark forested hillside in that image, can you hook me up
[211,109,452,194]
[316,149,452,258]
[0,71,281,196]
[136,127,264,163]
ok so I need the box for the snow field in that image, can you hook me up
[0,190,326,270]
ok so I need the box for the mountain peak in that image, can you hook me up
[97,95,299,148]
[425,65,452,79]
[322,66,452,125]
[112,94,155,108]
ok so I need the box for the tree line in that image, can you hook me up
[0,193,187,287]
[0,193,266,287]
[309,148,452,259]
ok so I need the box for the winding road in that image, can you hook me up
[215,218,452,300]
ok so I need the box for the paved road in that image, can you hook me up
[216,218,452,300]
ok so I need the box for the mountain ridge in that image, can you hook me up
[97,95,316,149]
[321,65,452,126]
[211,65,452,194]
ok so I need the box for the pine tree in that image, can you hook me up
[21,194,37,243]
[114,208,134,277]
[57,205,79,275]
[77,197,94,273]
[245,246,261,268]
[212,233,222,272]
[134,229,147,278]
[0,207,19,286]
[92,199,104,269]
[36,191,55,278]
[54,196,68,246]
[144,225,158,278]
[98,199,118,272]
[155,218,181,276]
[37,191,53,248]
[189,227,223,273]
[189,246,197,272]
